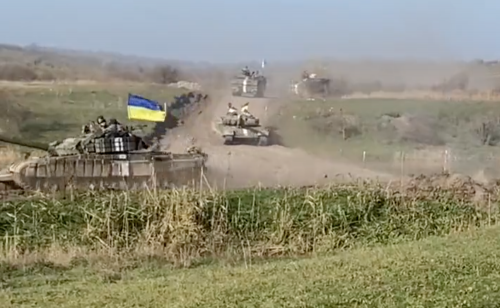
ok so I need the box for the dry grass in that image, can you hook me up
[0,182,499,306]
[0,180,496,268]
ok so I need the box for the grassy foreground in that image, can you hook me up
[1,226,500,307]
[1,184,494,260]
[1,185,499,306]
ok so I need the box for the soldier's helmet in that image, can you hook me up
[97,116,106,127]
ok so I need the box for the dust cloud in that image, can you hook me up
[161,88,393,189]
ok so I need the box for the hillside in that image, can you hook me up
[1,43,500,96]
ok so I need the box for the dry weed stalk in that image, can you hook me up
[0,179,497,268]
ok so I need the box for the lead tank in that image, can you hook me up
[0,131,208,192]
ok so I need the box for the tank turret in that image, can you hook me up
[0,130,154,157]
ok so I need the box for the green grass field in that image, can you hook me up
[0,83,185,142]
[2,227,499,307]
[271,97,500,176]
[0,184,498,307]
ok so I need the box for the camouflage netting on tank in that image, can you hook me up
[92,136,139,154]
[48,135,145,156]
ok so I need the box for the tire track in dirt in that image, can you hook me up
[163,89,394,189]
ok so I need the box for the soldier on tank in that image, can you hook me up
[96,116,108,129]
[104,118,125,136]
[241,66,250,77]
[195,93,203,103]
[81,124,90,134]
[227,102,238,116]
[83,119,104,134]
[241,102,253,118]
[237,102,254,127]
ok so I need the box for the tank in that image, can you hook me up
[212,114,270,146]
[231,74,267,98]
[290,77,330,100]
[0,131,208,192]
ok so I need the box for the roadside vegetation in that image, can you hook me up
[0,183,499,306]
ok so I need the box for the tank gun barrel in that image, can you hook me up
[0,135,49,151]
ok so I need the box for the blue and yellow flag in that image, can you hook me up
[127,94,166,122]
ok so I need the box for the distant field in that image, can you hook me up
[0,83,185,142]
[271,97,500,177]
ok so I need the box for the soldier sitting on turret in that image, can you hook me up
[241,102,253,118]
[227,102,238,116]
[81,124,91,134]
[82,119,103,135]
[104,118,125,136]
[238,102,255,126]
[242,66,251,77]
[96,116,108,129]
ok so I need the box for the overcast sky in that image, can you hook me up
[1,0,499,63]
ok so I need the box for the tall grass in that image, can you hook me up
[0,183,496,266]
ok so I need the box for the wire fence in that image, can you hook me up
[334,148,500,177]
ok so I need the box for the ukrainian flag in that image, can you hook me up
[127,94,166,122]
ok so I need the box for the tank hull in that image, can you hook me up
[212,121,269,146]
[231,76,267,98]
[290,78,331,100]
[0,152,207,192]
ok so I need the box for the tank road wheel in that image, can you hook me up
[224,135,234,145]
[257,135,268,146]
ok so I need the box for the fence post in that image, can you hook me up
[362,151,366,168]
[443,149,449,173]
[400,151,405,179]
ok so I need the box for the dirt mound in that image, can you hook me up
[398,172,493,204]
[159,88,395,189]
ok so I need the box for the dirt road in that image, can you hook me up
[162,91,394,188]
